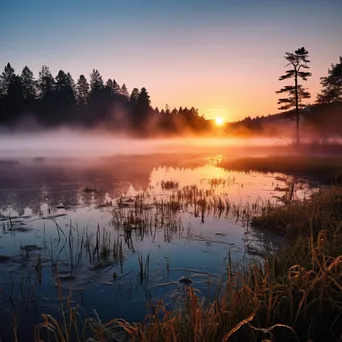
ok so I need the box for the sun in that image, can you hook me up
[215,117,224,126]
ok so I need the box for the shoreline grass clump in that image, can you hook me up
[116,237,342,341]
[219,155,342,184]
[251,187,342,239]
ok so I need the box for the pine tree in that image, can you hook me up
[37,65,55,123]
[6,74,25,120]
[136,87,151,125]
[121,83,129,98]
[67,72,77,102]
[129,88,140,106]
[316,57,342,104]
[276,47,312,144]
[90,69,104,95]
[105,79,114,96]
[137,87,150,111]
[55,70,76,105]
[0,63,26,121]
[0,63,15,98]
[112,79,121,94]
[21,66,37,102]
[38,65,55,100]
[76,75,90,105]
[171,108,178,116]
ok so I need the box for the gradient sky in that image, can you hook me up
[0,0,341,121]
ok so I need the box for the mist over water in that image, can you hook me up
[0,128,329,342]
[0,129,289,158]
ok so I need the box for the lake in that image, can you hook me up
[0,153,311,340]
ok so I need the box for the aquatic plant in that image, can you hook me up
[161,180,179,190]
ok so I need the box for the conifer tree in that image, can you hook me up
[76,74,90,105]
[316,57,342,104]
[276,47,312,144]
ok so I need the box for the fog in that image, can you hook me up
[0,128,294,159]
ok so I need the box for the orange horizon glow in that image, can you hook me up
[215,117,224,126]
[2,1,340,122]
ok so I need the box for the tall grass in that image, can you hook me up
[114,187,342,342]
[116,243,342,341]
[251,187,342,239]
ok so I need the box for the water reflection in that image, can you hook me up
[0,154,310,341]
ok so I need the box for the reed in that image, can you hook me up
[138,252,151,284]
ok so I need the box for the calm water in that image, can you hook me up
[0,154,311,340]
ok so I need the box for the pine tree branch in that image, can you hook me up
[279,74,293,81]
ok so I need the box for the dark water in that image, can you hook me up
[0,154,310,340]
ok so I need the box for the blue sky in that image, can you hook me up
[1,0,341,120]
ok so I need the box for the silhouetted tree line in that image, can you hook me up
[0,54,341,139]
[0,63,209,135]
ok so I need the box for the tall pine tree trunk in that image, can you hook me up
[295,72,300,145]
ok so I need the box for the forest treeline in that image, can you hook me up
[228,101,342,140]
[0,64,209,136]
[0,54,341,138]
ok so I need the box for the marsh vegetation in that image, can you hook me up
[0,152,340,341]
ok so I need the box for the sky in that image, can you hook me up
[0,0,341,121]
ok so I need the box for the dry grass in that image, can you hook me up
[117,230,342,342]
[251,187,342,239]
[219,155,342,184]
[113,187,342,342]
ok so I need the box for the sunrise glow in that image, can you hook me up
[215,117,224,126]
